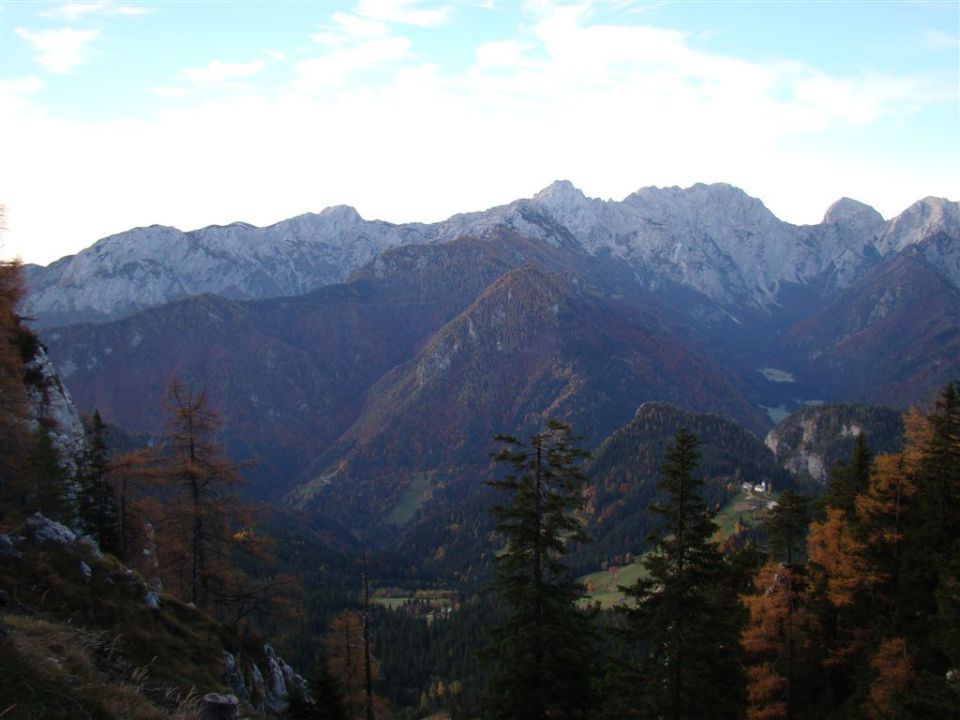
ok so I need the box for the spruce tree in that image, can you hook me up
[821,432,873,520]
[620,428,744,720]
[27,426,72,523]
[77,410,119,554]
[285,651,349,720]
[482,420,595,720]
[767,490,810,566]
[898,382,960,717]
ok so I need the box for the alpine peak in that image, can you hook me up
[822,197,883,227]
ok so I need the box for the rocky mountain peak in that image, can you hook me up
[823,197,884,228]
[23,181,958,328]
[624,182,775,224]
[318,204,364,224]
[877,196,960,256]
[532,180,587,210]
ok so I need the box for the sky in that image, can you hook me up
[1,0,958,266]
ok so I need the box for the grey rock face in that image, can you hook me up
[0,534,19,559]
[25,346,86,463]
[23,182,958,327]
[223,651,251,703]
[24,208,438,327]
[23,513,79,546]
[823,197,885,231]
[201,693,239,720]
[226,644,308,714]
[877,197,959,255]
[20,513,104,560]
[261,643,309,712]
[876,197,960,286]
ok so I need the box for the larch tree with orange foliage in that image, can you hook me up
[894,384,960,717]
[742,490,815,720]
[0,257,32,526]
[742,562,819,720]
[324,610,390,720]
[154,377,250,611]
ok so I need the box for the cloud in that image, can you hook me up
[354,0,450,27]
[3,0,957,266]
[327,12,389,40]
[0,77,44,95]
[180,60,267,87]
[311,12,389,46]
[152,58,272,96]
[311,0,448,49]
[794,70,957,125]
[15,27,101,74]
[464,1,956,139]
[43,1,152,21]
[295,37,411,90]
[475,39,527,68]
[151,85,193,98]
[307,0,443,81]
[921,28,960,50]
[623,0,668,15]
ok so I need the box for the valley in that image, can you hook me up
[3,180,958,719]
[32,183,959,538]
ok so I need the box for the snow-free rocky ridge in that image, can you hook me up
[24,182,959,327]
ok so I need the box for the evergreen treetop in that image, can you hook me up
[620,428,745,720]
[482,420,596,720]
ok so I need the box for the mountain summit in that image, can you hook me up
[23,182,958,328]
[822,197,884,230]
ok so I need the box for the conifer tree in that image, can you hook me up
[324,610,389,720]
[482,420,595,720]
[155,377,248,610]
[767,490,810,566]
[0,259,31,525]
[620,428,744,720]
[742,562,818,720]
[805,434,882,712]
[108,447,155,563]
[742,492,815,720]
[77,410,119,554]
[821,432,873,519]
[26,426,72,523]
[896,382,960,717]
[285,649,350,720]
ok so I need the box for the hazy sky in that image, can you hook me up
[2,0,958,266]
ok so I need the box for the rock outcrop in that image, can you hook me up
[24,182,958,326]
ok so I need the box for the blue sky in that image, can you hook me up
[1,0,958,265]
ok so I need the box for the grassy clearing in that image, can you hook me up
[580,561,647,609]
[0,614,206,720]
[373,596,410,610]
[580,490,774,607]
[386,472,435,525]
[712,490,770,540]
[0,532,228,698]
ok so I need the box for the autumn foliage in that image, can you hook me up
[742,382,960,719]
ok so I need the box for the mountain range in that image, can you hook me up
[25,181,959,539]
[25,181,958,327]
